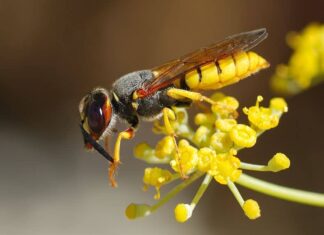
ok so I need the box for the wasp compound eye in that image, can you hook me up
[86,91,112,138]
[88,100,105,133]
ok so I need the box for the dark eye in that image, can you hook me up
[87,100,105,134]
[83,90,112,138]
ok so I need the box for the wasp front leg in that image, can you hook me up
[109,118,137,187]
[109,128,135,187]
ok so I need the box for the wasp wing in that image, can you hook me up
[139,28,267,97]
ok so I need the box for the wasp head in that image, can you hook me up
[79,88,115,150]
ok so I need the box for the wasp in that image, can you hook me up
[79,28,269,187]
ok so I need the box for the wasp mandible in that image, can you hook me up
[79,28,269,187]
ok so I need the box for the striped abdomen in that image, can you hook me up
[183,51,269,91]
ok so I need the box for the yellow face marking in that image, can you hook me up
[218,56,236,82]
[200,63,219,88]
[185,70,200,89]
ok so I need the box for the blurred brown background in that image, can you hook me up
[0,0,323,234]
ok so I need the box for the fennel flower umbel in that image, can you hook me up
[271,23,324,95]
[126,92,324,223]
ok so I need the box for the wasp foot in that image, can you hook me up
[109,161,121,187]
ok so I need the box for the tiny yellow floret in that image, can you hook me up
[197,147,216,172]
[247,106,279,130]
[230,124,257,148]
[268,153,290,172]
[209,153,242,184]
[210,132,233,152]
[243,199,261,220]
[155,136,175,159]
[143,167,173,199]
[211,96,239,118]
[125,203,151,220]
[170,139,198,175]
[270,98,288,113]
[215,119,237,132]
[210,92,225,101]
[193,126,212,147]
[134,142,151,159]
[194,113,215,126]
[174,203,193,223]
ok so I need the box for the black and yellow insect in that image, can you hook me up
[79,28,269,186]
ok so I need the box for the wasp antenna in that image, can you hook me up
[79,123,114,163]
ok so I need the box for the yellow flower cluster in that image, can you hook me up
[127,92,293,222]
[271,23,324,95]
[170,140,198,175]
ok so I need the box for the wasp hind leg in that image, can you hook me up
[162,107,188,179]
[109,118,138,187]
[167,88,216,105]
[167,88,237,117]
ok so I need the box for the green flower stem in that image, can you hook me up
[227,179,244,206]
[169,173,181,183]
[240,162,269,171]
[150,172,204,213]
[191,174,213,208]
[237,173,324,207]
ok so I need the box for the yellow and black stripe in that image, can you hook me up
[183,51,269,91]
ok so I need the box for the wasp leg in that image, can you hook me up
[162,107,188,179]
[167,88,216,105]
[109,128,135,187]
[162,107,176,135]
[167,88,237,117]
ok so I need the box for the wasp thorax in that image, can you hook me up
[79,88,112,141]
